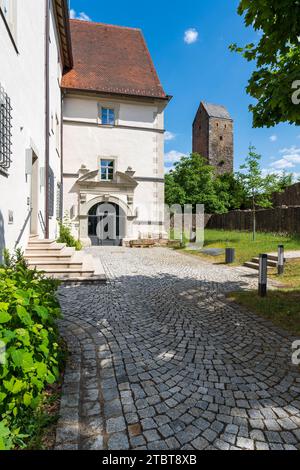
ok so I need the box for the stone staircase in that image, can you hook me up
[25,236,106,283]
[244,254,279,271]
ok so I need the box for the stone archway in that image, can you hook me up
[79,195,134,246]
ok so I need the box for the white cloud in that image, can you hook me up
[164,150,186,164]
[270,146,300,169]
[270,159,295,170]
[184,28,199,44]
[165,131,176,142]
[262,168,299,181]
[270,135,277,142]
[70,9,91,21]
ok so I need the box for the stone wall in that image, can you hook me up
[205,207,300,234]
[208,117,234,175]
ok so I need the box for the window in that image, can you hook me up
[0,0,17,44]
[101,107,115,125]
[55,114,60,153]
[0,83,12,174]
[100,159,114,181]
[1,0,10,21]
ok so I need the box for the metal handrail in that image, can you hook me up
[14,208,32,248]
[38,210,46,235]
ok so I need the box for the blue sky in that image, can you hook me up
[69,0,300,177]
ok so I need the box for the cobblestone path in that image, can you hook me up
[55,247,300,450]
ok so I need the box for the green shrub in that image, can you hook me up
[0,250,62,450]
[57,223,82,251]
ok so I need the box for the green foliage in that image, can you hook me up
[164,151,294,222]
[0,250,62,450]
[230,1,300,127]
[214,172,247,211]
[236,146,282,209]
[236,146,286,239]
[57,223,82,251]
[165,153,231,213]
[165,153,247,213]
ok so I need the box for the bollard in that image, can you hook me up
[225,248,235,264]
[190,228,196,244]
[278,245,285,275]
[258,254,268,297]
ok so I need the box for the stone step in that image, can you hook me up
[251,257,278,267]
[24,247,75,262]
[60,274,107,285]
[25,243,66,255]
[28,261,83,270]
[24,239,106,282]
[244,261,273,271]
[42,269,95,279]
[27,239,56,246]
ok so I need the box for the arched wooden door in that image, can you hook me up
[88,202,126,246]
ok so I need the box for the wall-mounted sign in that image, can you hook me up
[8,210,13,225]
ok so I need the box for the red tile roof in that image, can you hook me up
[62,20,168,100]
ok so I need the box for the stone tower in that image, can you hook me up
[192,102,234,175]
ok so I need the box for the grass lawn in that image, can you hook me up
[228,260,300,336]
[179,229,300,266]
[172,229,300,335]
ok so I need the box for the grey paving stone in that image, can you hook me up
[56,247,300,450]
[108,432,130,450]
[256,441,270,450]
[236,437,255,450]
[106,416,126,433]
[144,429,161,442]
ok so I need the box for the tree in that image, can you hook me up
[276,172,294,191]
[230,1,300,127]
[236,146,283,240]
[165,153,229,214]
[164,173,186,206]
[214,172,247,211]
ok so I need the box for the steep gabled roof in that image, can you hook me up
[62,20,169,100]
[202,102,232,120]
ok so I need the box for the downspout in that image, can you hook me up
[60,90,65,223]
[44,0,50,239]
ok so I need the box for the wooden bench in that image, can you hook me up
[129,240,156,248]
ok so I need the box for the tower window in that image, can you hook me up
[220,136,223,141]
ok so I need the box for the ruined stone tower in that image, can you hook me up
[192,102,234,175]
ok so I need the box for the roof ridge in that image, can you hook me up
[69,19,141,32]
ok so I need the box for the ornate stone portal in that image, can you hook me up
[75,167,138,246]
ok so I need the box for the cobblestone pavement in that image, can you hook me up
[55,247,300,450]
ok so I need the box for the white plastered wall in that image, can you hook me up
[0,0,65,260]
[63,94,166,242]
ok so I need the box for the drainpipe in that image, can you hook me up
[44,0,50,239]
[60,91,65,223]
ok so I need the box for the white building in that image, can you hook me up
[1,7,170,255]
[62,20,170,246]
[0,0,72,261]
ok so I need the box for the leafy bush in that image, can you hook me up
[57,223,82,251]
[0,250,62,450]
